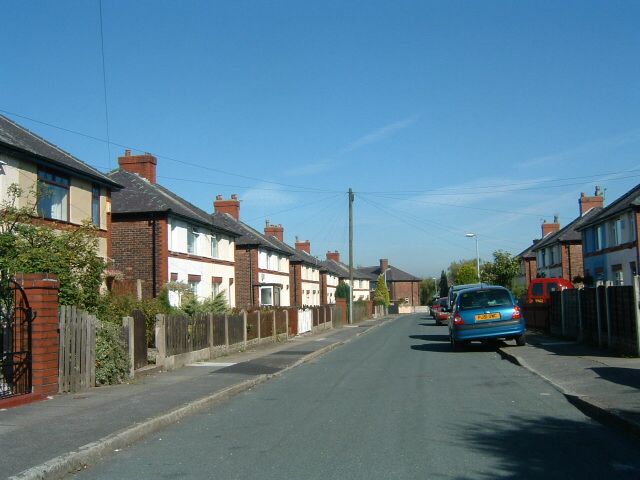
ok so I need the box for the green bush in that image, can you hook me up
[95,322,129,386]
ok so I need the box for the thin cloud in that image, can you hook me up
[518,129,640,169]
[242,184,295,208]
[287,115,419,177]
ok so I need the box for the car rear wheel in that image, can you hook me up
[515,333,526,346]
[450,334,462,351]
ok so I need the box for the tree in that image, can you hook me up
[455,263,479,284]
[373,275,390,306]
[335,281,351,300]
[420,279,437,305]
[448,259,477,284]
[481,250,520,288]
[439,270,449,298]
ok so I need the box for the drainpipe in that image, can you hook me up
[249,249,254,306]
[567,244,572,282]
[151,215,157,298]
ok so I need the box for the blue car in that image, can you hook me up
[448,285,525,350]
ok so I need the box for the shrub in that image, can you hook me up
[95,322,129,386]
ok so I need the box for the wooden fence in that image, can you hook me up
[58,306,97,393]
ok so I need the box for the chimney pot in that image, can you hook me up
[326,251,340,262]
[295,239,311,254]
[118,150,157,184]
[579,187,605,216]
[214,195,241,220]
[231,194,238,200]
[264,223,284,242]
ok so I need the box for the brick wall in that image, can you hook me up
[391,281,420,305]
[235,247,255,308]
[289,263,303,307]
[561,243,584,282]
[111,214,167,298]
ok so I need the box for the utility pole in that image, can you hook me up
[348,188,354,324]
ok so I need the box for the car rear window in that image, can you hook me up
[458,290,513,311]
[438,298,448,307]
[532,283,544,296]
[547,282,559,293]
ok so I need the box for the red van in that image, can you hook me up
[527,278,573,304]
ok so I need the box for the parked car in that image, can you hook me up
[435,298,450,326]
[448,283,482,309]
[527,278,573,304]
[449,285,525,350]
[430,297,445,318]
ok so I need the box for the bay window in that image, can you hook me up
[37,169,69,221]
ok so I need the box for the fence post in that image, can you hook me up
[243,310,248,348]
[595,284,602,348]
[560,290,566,337]
[155,314,166,368]
[257,310,261,341]
[634,276,640,356]
[272,310,277,342]
[208,313,214,348]
[224,314,229,348]
[122,316,135,378]
[285,309,289,339]
[605,281,612,348]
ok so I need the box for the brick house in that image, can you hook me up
[321,251,377,301]
[108,151,242,304]
[577,183,640,285]
[319,254,342,305]
[532,189,604,282]
[0,114,121,260]
[360,259,420,306]
[282,238,323,307]
[515,241,538,290]
[214,199,292,308]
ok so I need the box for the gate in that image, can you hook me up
[0,276,33,399]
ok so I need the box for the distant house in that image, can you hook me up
[213,199,292,308]
[322,251,377,301]
[532,189,604,282]
[360,259,421,306]
[0,114,121,260]
[319,255,342,305]
[577,184,640,285]
[108,151,241,304]
[284,238,323,307]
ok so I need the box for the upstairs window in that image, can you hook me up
[596,225,606,251]
[91,185,100,226]
[211,234,219,258]
[187,227,199,255]
[37,169,69,221]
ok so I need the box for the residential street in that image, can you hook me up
[73,314,640,479]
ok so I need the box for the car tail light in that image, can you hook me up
[512,305,522,320]
[454,313,465,325]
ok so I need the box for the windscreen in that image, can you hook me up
[458,290,513,311]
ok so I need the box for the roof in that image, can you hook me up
[324,260,378,282]
[516,240,540,260]
[532,207,602,251]
[577,183,640,231]
[261,234,322,268]
[0,114,121,189]
[214,213,292,256]
[359,264,420,282]
[108,169,241,236]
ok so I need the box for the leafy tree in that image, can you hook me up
[373,275,390,306]
[455,263,479,284]
[448,259,477,284]
[439,270,449,298]
[481,250,520,288]
[420,279,437,305]
[335,281,351,300]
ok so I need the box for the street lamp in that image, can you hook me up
[465,233,480,282]
[432,277,437,297]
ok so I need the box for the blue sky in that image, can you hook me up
[2,1,640,278]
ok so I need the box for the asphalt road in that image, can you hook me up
[74,314,640,479]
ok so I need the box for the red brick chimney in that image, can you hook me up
[295,239,311,254]
[264,220,284,242]
[579,186,605,216]
[541,216,560,237]
[380,258,389,274]
[118,150,157,184]
[214,194,240,220]
[326,251,340,262]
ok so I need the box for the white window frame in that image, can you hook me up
[211,234,219,259]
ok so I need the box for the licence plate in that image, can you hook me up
[475,313,500,321]
[534,298,545,303]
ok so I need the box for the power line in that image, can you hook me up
[98,0,111,170]
[0,108,338,193]
[157,175,337,194]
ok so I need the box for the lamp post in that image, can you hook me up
[432,277,437,297]
[465,233,480,282]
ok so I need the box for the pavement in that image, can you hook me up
[2,314,640,479]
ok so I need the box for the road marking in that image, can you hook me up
[187,362,236,367]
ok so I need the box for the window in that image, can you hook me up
[615,218,625,245]
[631,262,637,277]
[259,286,280,306]
[596,225,605,250]
[212,282,220,297]
[258,250,268,269]
[37,169,69,221]
[532,283,544,296]
[211,234,219,258]
[91,185,100,226]
[612,265,623,286]
[188,280,199,295]
[268,253,278,271]
[549,247,555,265]
[458,289,513,311]
[540,250,546,267]
[547,282,559,294]
[187,228,198,255]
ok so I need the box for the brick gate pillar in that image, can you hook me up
[16,273,60,397]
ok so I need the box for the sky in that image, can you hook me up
[2,1,640,278]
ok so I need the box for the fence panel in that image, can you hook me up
[298,309,312,333]
[261,310,274,338]
[165,314,190,356]
[211,314,226,346]
[131,309,148,370]
[228,313,245,345]
[58,306,97,393]
[286,308,299,335]
[582,287,598,343]
[608,286,637,355]
[191,313,210,351]
[312,308,319,327]
[549,291,562,336]
[275,310,287,335]
[247,311,259,340]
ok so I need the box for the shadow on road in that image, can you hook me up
[411,343,453,353]
[590,366,640,390]
[453,414,640,479]
[409,334,449,342]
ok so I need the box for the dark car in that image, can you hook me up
[449,285,525,350]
